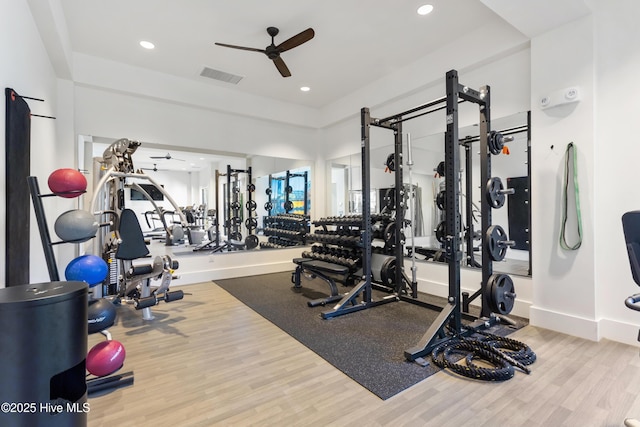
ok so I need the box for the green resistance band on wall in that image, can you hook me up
[560,142,583,250]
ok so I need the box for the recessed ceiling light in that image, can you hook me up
[139,40,155,49]
[300,86,310,92]
[417,4,434,15]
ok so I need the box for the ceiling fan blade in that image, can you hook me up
[214,42,265,54]
[276,28,314,53]
[273,56,291,77]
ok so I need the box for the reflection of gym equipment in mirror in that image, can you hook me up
[264,170,309,216]
[302,70,534,376]
[260,169,310,249]
[200,165,260,252]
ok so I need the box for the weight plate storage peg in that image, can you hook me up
[486,225,512,261]
[488,274,516,315]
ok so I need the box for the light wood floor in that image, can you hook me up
[87,282,640,427]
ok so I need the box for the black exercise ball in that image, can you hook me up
[87,299,116,334]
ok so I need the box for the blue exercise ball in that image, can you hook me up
[65,255,108,287]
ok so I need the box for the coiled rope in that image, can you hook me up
[431,332,536,381]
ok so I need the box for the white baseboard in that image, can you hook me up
[529,305,599,341]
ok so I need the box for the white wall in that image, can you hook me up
[0,0,77,286]
[529,15,597,339]
[592,0,640,345]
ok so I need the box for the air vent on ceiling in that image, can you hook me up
[200,67,243,84]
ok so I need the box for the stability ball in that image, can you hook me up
[48,168,87,198]
[54,209,99,243]
[87,299,116,334]
[86,340,126,377]
[65,255,108,287]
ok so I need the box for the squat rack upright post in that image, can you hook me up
[404,70,491,361]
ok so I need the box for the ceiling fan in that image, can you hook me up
[140,163,162,172]
[150,152,185,161]
[215,27,315,78]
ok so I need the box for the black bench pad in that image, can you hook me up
[300,260,349,275]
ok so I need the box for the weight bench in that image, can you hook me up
[292,258,350,307]
[116,209,184,320]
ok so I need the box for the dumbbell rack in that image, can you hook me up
[303,216,363,274]
[261,214,309,249]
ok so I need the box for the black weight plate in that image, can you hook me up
[264,202,273,211]
[285,185,293,194]
[246,200,257,211]
[385,153,396,172]
[247,183,255,192]
[231,201,240,210]
[489,130,504,155]
[265,188,272,196]
[379,257,396,286]
[486,177,506,209]
[231,216,242,226]
[245,217,258,229]
[284,201,294,211]
[435,221,446,244]
[245,234,259,250]
[436,190,446,211]
[383,222,395,247]
[488,274,515,315]
[384,188,395,210]
[229,231,242,241]
[486,225,508,261]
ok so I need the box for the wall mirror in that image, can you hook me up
[85,137,312,252]
[327,111,531,277]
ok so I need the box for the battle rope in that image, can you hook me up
[431,332,536,382]
[560,142,583,250]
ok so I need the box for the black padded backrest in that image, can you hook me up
[622,211,640,286]
[115,209,150,260]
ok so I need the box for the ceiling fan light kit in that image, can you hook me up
[215,26,315,78]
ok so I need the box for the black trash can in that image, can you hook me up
[0,281,88,427]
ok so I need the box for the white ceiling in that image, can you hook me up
[46,0,590,170]
[59,0,511,109]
